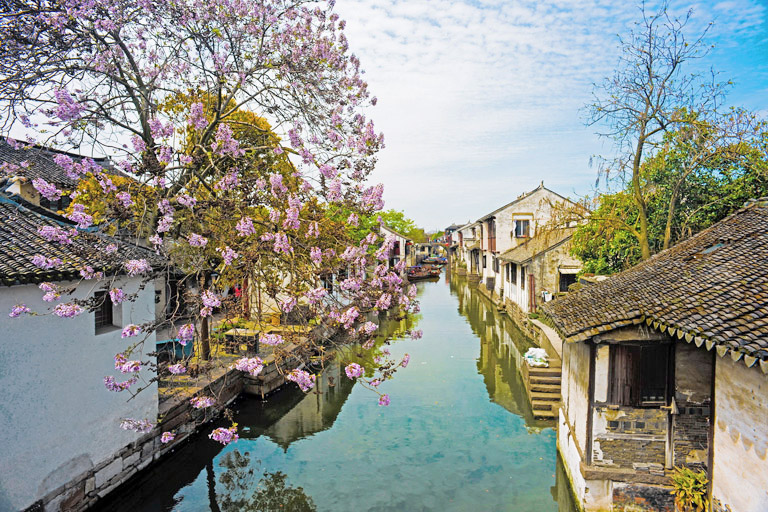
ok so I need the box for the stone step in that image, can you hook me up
[530,375,561,385]
[533,408,558,419]
[528,366,562,374]
[530,391,560,401]
[531,399,557,411]
[530,383,561,393]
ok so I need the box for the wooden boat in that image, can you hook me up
[421,256,447,265]
[407,265,440,282]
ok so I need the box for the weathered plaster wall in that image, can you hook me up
[0,278,157,512]
[528,238,580,299]
[562,341,591,456]
[591,406,667,470]
[712,357,768,512]
[672,343,712,470]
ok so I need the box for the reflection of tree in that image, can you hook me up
[215,450,316,512]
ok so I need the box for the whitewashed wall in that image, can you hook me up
[712,358,768,512]
[0,277,157,511]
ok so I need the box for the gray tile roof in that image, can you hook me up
[0,137,113,189]
[541,199,768,363]
[498,227,575,264]
[0,198,155,286]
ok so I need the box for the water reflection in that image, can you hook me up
[98,278,580,512]
[449,275,551,431]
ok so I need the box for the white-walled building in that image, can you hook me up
[0,200,158,511]
[379,224,412,268]
[542,199,768,512]
[473,182,579,297]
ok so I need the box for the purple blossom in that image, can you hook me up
[310,246,322,264]
[161,431,176,444]
[236,216,256,237]
[190,396,215,409]
[149,235,163,248]
[212,123,244,156]
[401,354,411,368]
[188,102,208,130]
[209,426,239,445]
[375,293,392,310]
[178,323,195,345]
[345,363,363,379]
[260,333,284,346]
[125,259,151,276]
[319,164,337,179]
[119,418,152,433]
[122,324,141,338]
[340,306,359,329]
[362,183,385,211]
[215,171,240,191]
[304,287,327,303]
[378,394,391,406]
[80,266,103,280]
[280,296,297,313]
[53,88,85,122]
[327,178,342,201]
[157,214,174,233]
[347,212,359,227]
[201,290,220,308]
[9,304,31,318]
[105,244,118,254]
[234,357,264,376]
[67,204,93,228]
[32,178,61,201]
[306,221,319,238]
[168,363,186,375]
[177,194,197,208]
[286,369,316,392]
[38,225,75,244]
[188,233,208,247]
[40,282,60,302]
[217,246,238,265]
[116,191,134,208]
[410,329,423,340]
[109,288,125,304]
[360,322,377,335]
[105,375,138,392]
[270,174,287,197]
[131,136,146,153]
[273,232,292,254]
[149,117,174,139]
[53,303,84,318]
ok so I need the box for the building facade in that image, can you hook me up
[542,199,768,512]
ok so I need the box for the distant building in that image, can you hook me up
[498,226,581,320]
[379,224,412,268]
[471,182,581,299]
[541,198,768,512]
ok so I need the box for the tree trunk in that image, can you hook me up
[631,136,652,260]
[201,314,211,361]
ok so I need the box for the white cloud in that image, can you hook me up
[335,0,768,229]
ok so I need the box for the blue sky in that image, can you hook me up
[334,0,768,230]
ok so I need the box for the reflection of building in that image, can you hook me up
[259,363,354,450]
[450,276,551,431]
[542,200,768,512]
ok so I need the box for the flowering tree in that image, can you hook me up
[1,0,420,440]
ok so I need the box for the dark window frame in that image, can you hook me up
[608,343,672,407]
[94,290,114,332]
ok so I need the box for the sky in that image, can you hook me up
[333,0,768,230]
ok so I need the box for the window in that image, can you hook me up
[510,264,517,283]
[608,344,670,407]
[493,257,499,273]
[559,273,578,292]
[514,219,530,238]
[483,255,487,269]
[95,290,121,333]
[520,266,526,289]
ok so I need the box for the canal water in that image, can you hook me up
[100,275,577,511]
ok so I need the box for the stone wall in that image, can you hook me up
[612,482,674,512]
[591,406,668,471]
[24,369,244,512]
